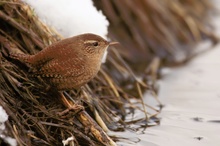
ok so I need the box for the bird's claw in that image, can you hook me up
[57,104,84,118]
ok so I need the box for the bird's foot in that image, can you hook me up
[57,104,84,118]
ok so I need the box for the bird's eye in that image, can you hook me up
[92,42,99,47]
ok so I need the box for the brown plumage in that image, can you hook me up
[10,33,114,91]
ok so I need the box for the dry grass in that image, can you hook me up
[94,0,218,70]
[0,0,217,145]
[0,1,160,145]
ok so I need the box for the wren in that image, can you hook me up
[10,33,117,91]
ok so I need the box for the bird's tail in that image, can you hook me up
[10,53,32,64]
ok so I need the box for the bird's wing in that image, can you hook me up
[31,56,86,78]
[28,37,78,68]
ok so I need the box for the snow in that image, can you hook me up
[22,0,109,39]
[62,136,74,146]
[0,106,8,131]
[0,106,17,146]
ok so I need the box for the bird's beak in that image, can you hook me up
[109,41,119,46]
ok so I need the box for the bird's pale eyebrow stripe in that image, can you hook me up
[84,40,97,44]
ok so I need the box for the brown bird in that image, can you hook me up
[10,33,117,91]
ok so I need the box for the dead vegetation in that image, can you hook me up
[0,0,217,145]
[94,0,218,69]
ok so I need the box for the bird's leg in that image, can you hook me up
[57,91,84,117]
[35,76,52,91]
[75,89,81,96]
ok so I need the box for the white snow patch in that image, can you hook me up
[0,106,8,131]
[22,0,109,38]
[62,136,75,146]
[0,106,17,146]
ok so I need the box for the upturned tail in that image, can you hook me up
[10,53,32,64]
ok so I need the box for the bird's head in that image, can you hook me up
[77,33,118,62]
